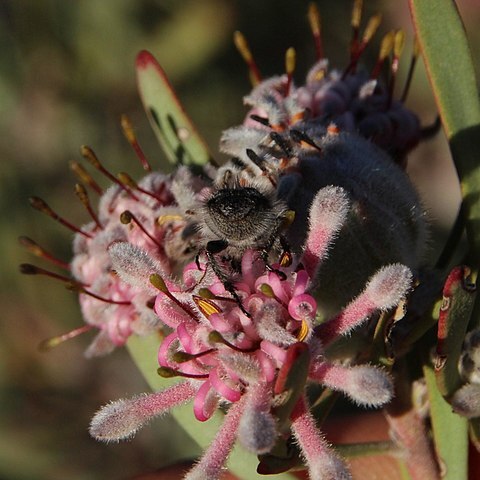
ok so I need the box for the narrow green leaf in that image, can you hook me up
[127,334,296,480]
[424,363,468,480]
[136,50,214,168]
[409,0,480,261]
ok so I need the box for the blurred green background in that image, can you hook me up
[1,0,478,478]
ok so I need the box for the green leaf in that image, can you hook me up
[136,50,215,168]
[424,363,469,480]
[127,334,297,480]
[409,0,480,262]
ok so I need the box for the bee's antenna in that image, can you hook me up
[290,129,321,151]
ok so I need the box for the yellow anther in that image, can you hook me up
[351,0,363,29]
[379,31,394,61]
[362,13,382,44]
[297,320,310,342]
[80,145,101,169]
[234,31,253,63]
[394,30,405,58]
[117,172,137,188]
[120,114,136,144]
[74,183,89,206]
[285,47,296,76]
[308,3,321,36]
[193,296,222,318]
[157,214,183,226]
[313,69,326,82]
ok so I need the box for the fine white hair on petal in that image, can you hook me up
[365,263,413,310]
[238,408,277,454]
[90,383,196,442]
[310,362,393,407]
[90,396,148,442]
[451,383,480,419]
[218,351,262,384]
[256,300,297,346]
[108,241,165,293]
[342,365,394,407]
[303,186,350,276]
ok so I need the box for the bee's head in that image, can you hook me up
[204,186,279,244]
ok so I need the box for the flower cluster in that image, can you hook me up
[89,183,412,480]
[22,2,427,479]
[23,156,206,356]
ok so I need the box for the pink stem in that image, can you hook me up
[185,394,247,480]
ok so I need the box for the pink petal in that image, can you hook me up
[157,331,179,367]
[260,340,288,365]
[293,269,310,297]
[154,292,190,328]
[256,350,277,383]
[302,186,350,278]
[317,263,412,346]
[209,367,242,402]
[193,380,218,422]
[288,293,317,321]
[90,381,196,442]
[309,362,393,407]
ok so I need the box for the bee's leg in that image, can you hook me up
[205,240,251,318]
[269,131,293,157]
[279,235,293,267]
[259,228,288,281]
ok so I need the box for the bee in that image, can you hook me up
[184,121,427,318]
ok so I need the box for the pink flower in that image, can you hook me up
[90,185,412,480]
